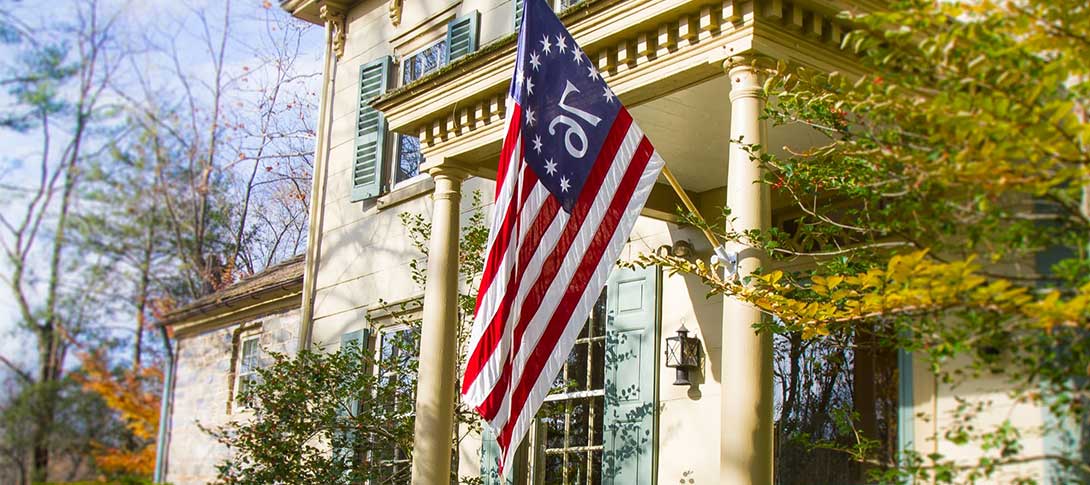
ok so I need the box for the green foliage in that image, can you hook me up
[1,376,128,485]
[205,193,490,484]
[645,0,1090,482]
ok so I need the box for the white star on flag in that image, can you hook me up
[572,47,583,64]
[544,158,557,175]
[525,107,536,127]
[531,134,543,153]
[555,35,567,53]
[603,87,615,103]
[529,51,541,70]
[540,34,552,54]
[587,65,599,81]
[559,176,570,192]
[526,77,535,95]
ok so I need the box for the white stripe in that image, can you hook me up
[466,160,525,356]
[483,122,645,435]
[499,147,664,474]
[464,180,554,407]
[464,183,564,406]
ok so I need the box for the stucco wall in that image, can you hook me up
[626,217,725,485]
[165,308,300,485]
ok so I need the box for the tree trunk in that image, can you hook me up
[134,222,155,368]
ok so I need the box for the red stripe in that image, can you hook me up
[475,110,634,422]
[464,170,546,395]
[464,194,560,399]
[498,133,656,451]
[471,166,538,322]
[493,103,522,200]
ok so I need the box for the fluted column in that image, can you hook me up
[411,162,469,485]
[721,58,774,485]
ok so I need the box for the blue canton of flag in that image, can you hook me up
[511,0,621,212]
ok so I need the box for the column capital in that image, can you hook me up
[722,54,776,74]
[724,56,771,102]
[422,159,472,181]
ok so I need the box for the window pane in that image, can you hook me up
[396,135,422,183]
[396,39,448,186]
[374,328,418,485]
[589,340,604,391]
[240,338,259,373]
[535,288,606,485]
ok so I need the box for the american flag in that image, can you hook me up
[460,0,665,473]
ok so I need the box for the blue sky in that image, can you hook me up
[0,0,324,371]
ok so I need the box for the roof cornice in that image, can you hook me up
[280,0,357,25]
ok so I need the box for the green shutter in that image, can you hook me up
[447,12,480,61]
[513,0,525,30]
[603,265,659,485]
[352,57,391,201]
[335,329,371,465]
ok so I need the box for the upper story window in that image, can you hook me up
[395,39,449,185]
[349,12,480,202]
[515,0,582,29]
[401,40,448,85]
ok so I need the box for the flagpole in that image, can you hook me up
[660,165,722,249]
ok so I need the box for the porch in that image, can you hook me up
[368,0,870,483]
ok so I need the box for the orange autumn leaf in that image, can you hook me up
[76,350,161,476]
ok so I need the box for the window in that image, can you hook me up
[236,335,261,406]
[772,324,901,484]
[372,326,419,483]
[537,292,607,484]
[481,267,659,485]
[514,0,581,28]
[395,40,448,186]
[350,12,479,202]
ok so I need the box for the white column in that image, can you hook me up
[411,163,468,485]
[721,59,774,485]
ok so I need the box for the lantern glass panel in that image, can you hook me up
[665,335,684,368]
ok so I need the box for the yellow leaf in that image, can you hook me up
[826,275,844,289]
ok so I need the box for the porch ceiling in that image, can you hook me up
[630,75,829,193]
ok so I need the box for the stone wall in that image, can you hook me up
[164,308,299,485]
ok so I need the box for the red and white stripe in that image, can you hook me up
[462,98,664,473]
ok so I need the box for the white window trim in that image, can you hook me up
[235,333,261,403]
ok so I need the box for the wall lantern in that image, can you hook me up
[664,323,702,386]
